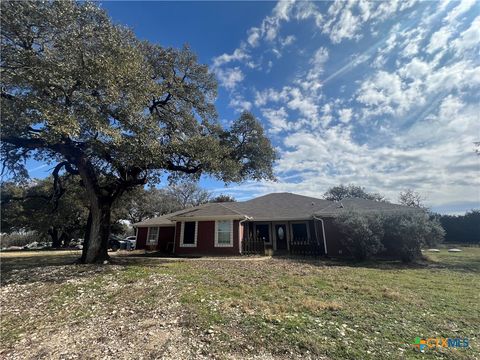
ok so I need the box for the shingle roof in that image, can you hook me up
[225,192,333,220]
[313,197,420,217]
[169,202,245,219]
[134,215,175,227]
[134,208,191,227]
[134,192,419,226]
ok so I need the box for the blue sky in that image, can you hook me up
[27,1,480,214]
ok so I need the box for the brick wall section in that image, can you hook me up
[157,226,175,252]
[136,227,148,249]
[175,220,240,255]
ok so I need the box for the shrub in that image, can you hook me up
[382,211,445,262]
[334,211,384,260]
[334,210,445,262]
[0,231,40,248]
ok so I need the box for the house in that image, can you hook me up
[133,192,416,256]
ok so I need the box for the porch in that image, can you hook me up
[241,220,325,256]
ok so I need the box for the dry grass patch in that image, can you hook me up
[301,298,343,312]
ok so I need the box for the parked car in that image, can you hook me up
[108,235,126,251]
[123,236,136,250]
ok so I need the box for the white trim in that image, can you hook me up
[272,223,289,251]
[238,218,248,254]
[134,224,176,228]
[247,217,314,222]
[170,215,244,221]
[214,220,234,247]
[146,226,159,245]
[180,221,198,247]
[314,217,328,255]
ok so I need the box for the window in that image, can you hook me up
[255,224,271,243]
[147,227,159,245]
[291,223,309,240]
[215,220,233,247]
[181,221,197,247]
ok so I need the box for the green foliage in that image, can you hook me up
[382,212,445,262]
[323,184,385,202]
[0,232,39,248]
[0,178,89,245]
[398,189,425,208]
[1,1,275,262]
[0,182,28,233]
[165,180,212,208]
[334,211,384,260]
[113,186,183,224]
[1,0,275,186]
[438,210,480,244]
[210,194,236,203]
[335,211,445,262]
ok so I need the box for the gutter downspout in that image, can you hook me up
[313,215,328,256]
[238,216,251,255]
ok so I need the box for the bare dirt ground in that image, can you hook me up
[1,249,478,359]
[0,252,316,360]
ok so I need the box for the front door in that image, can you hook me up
[275,224,287,250]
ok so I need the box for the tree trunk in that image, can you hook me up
[60,232,71,247]
[80,197,112,263]
[76,158,115,264]
[48,227,62,248]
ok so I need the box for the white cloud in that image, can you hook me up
[311,47,329,69]
[452,16,480,53]
[210,0,479,211]
[261,107,289,133]
[426,25,453,54]
[338,108,353,123]
[213,48,249,67]
[357,70,423,117]
[246,0,295,47]
[357,57,480,120]
[247,27,261,47]
[322,0,417,44]
[229,96,252,112]
[215,67,244,90]
[444,0,476,23]
[398,58,430,79]
[287,87,319,121]
[229,103,479,207]
[254,87,289,107]
[328,8,362,43]
[280,35,296,47]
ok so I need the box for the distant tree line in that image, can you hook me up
[438,210,480,244]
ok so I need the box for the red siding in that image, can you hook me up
[144,226,175,251]
[157,226,175,252]
[136,227,148,249]
[174,220,240,256]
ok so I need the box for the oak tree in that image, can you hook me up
[323,184,385,202]
[1,1,275,263]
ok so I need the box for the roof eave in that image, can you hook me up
[169,215,246,221]
[133,223,176,228]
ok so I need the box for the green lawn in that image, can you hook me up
[1,248,479,359]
